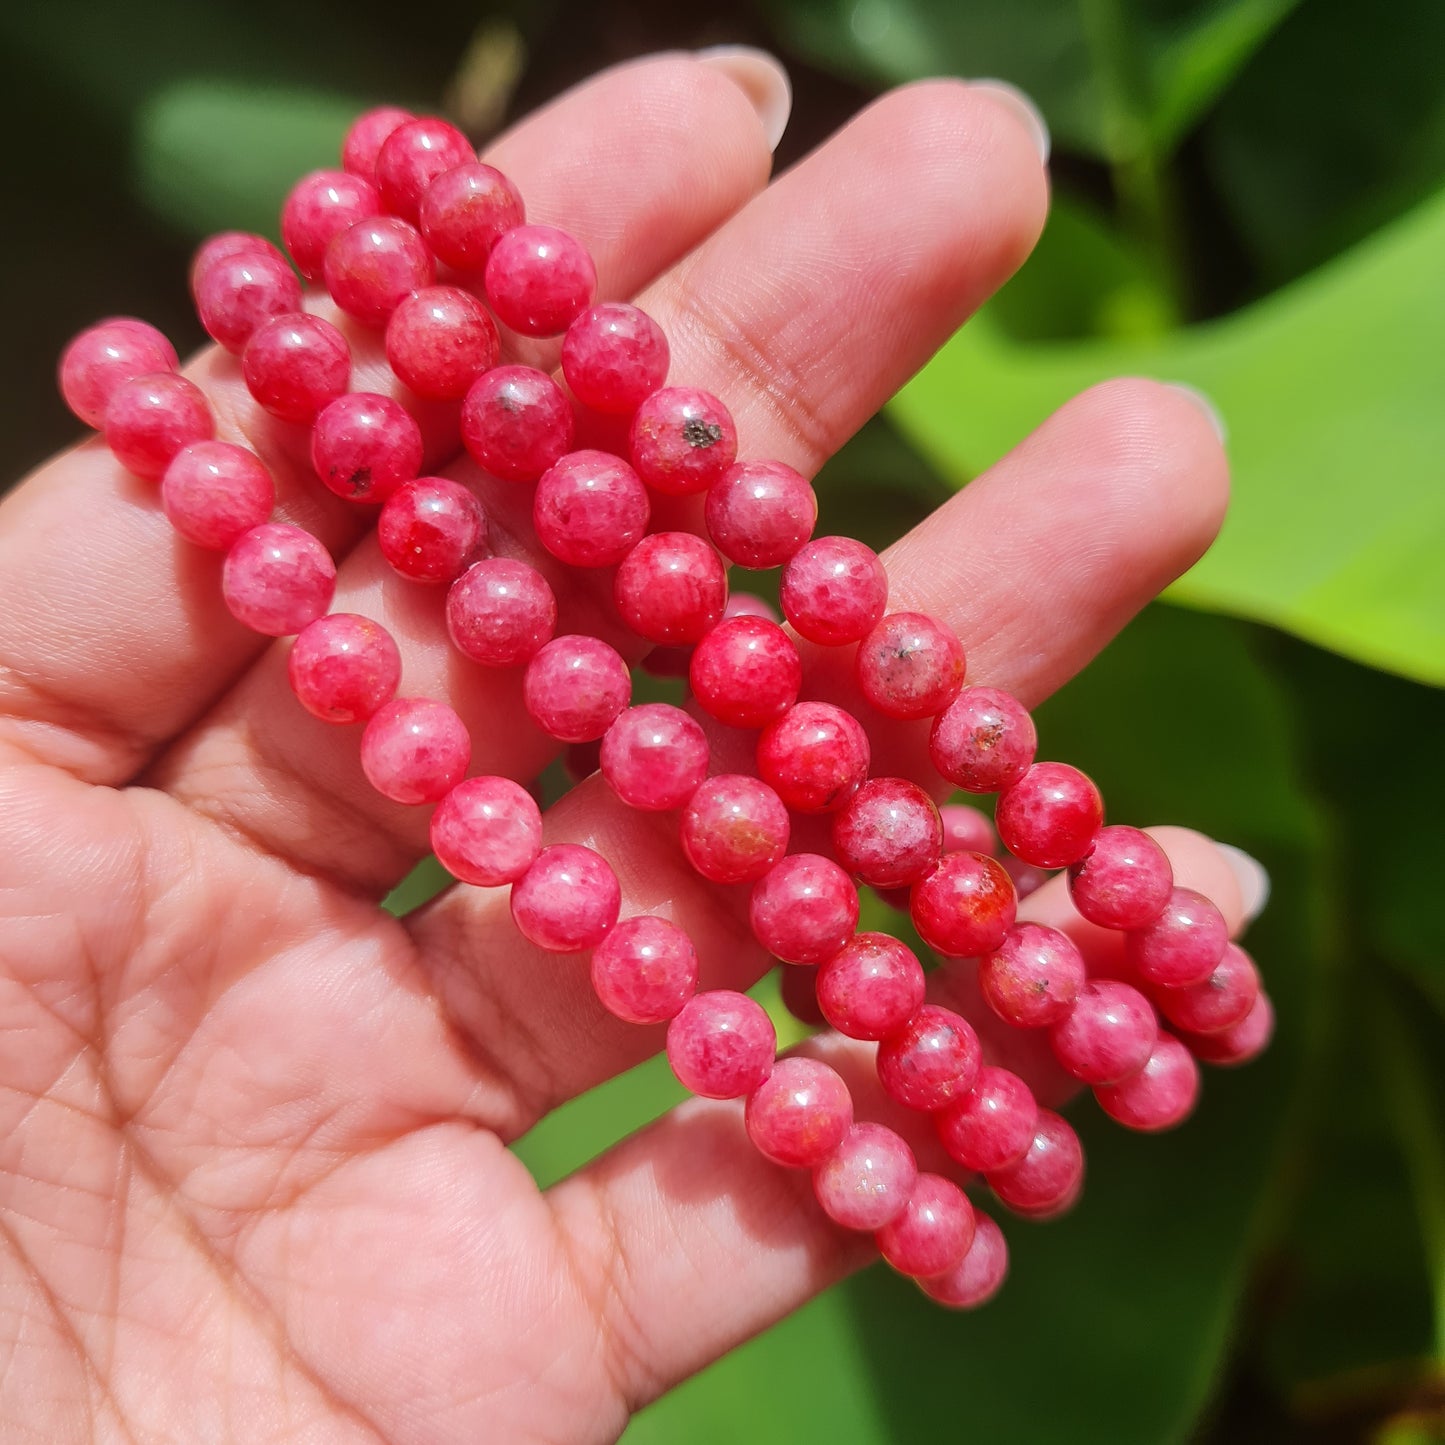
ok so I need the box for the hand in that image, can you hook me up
[0,51,1243,1444]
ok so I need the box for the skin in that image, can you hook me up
[0,53,1247,1445]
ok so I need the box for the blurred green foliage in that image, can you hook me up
[4,0,1443,1440]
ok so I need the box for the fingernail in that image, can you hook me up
[696,45,792,152]
[1166,382,1228,445]
[968,79,1050,164]
[1216,843,1270,923]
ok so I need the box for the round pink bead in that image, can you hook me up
[816,932,925,1041]
[680,774,790,885]
[1050,979,1159,1086]
[103,373,213,480]
[591,916,699,1025]
[419,161,524,271]
[1156,942,1260,1036]
[1067,824,1174,930]
[460,364,574,483]
[385,285,499,400]
[1094,1033,1200,1131]
[446,557,557,667]
[511,844,621,953]
[779,536,888,646]
[704,460,817,568]
[359,697,470,805]
[909,851,1017,959]
[311,392,423,505]
[876,1173,975,1279]
[987,1109,1085,1219]
[940,802,997,857]
[629,386,738,496]
[429,775,542,886]
[936,1066,1039,1172]
[287,612,401,724]
[324,216,435,328]
[59,318,179,428]
[242,312,351,423]
[979,923,1086,1029]
[533,450,650,567]
[561,303,669,414]
[1125,885,1231,988]
[745,1057,853,1169]
[856,611,967,721]
[378,476,488,584]
[689,617,801,730]
[190,231,287,295]
[194,250,301,354]
[342,106,416,179]
[832,778,943,889]
[614,532,728,645]
[524,635,631,743]
[877,1004,981,1113]
[755,702,870,815]
[600,703,709,812]
[750,854,859,966]
[375,116,475,223]
[929,686,1038,793]
[161,440,274,550]
[919,1210,1009,1309]
[484,223,596,336]
[725,592,779,623]
[1186,990,1274,1066]
[282,168,381,280]
[997,762,1105,869]
[813,1123,918,1232]
[666,990,776,1099]
[221,524,336,636]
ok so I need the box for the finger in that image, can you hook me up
[0,53,772,784]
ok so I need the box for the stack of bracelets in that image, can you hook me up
[57,107,1273,1312]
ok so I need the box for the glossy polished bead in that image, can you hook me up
[979,923,1086,1029]
[940,802,996,857]
[324,216,435,327]
[680,774,790,884]
[242,312,351,423]
[816,932,925,1041]
[666,990,776,1099]
[194,251,302,354]
[910,852,1017,959]
[929,687,1037,794]
[1186,990,1274,1066]
[780,536,888,646]
[447,557,557,666]
[1094,1033,1200,1131]
[1125,886,1230,988]
[523,635,631,743]
[461,364,574,482]
[221,524,335,636]
[1067,825,1173,930]
[600,703,709,811]
[996,762,1105,869]
[281,168,381,280]
[511,844,621,952]
[629,386,738,495]
[311,392,423,504]
[704,460,817,568]
[1050,980,1158,1085]
[877,1004,981,1112]
[856,612,966,721]
[60,318,178,428]
[876,1173,975,1279]
[287,612,401,723]
[918,1210,1009,1309]
[189,231,287,296]
[375,116,475,223]
[689,616,801,730]
[614,532,728,645]
[724,592,779,623]
[591,916,699,1025]
[813,1122,917,1232]
[484,223,596,336]
[936,1066,1039,1172]
[561,302,669,414]
[359,697,470,804]
[378,476,488,584]
[1156,942,1260,1036]
[832,778,943,889]
[430,775,542,886]
[419,161,524,270]
[755,702,870,814]
[161,440,274,550]
[104,373,213,480]
[342,106,416,179]
[986,1109,1084,1219]
[745,1057,854,1168]
[385,285,499,400]
[533,450,650,567]
[750,853,859,965]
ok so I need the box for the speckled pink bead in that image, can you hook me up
[419,161,524,270]
[629,386,738,496]
[429,775,542,886]
[666,990,777,1099]
[311,392,423,504]
[876,1173,975,1279]
[1095,1033,1200,1131]
[832,778,943,889]
[533,450,651,567]
[987,1109,1084,1219]
[600,703,709,811]
[523,635,631,743]
[936,1066,1039,1172]
[689,616,801,730]
[282,168,382,280]
[359,697,471,805]
[1125,886,1230,988]
[60,318,179,428]
[816,932,925,1041]
[324,216,435,328]
[375,116,475,223]
[461,364,574,483]
[704,460,817,568]
[1050,979,1158,1086]
[909,852,1017,959]
[221,523,336,636]
[342,106,415,179]
[779,536,888,646]
[484,223,596,336]
[997,762,1105,869]
[813,1123,918,1232]
[1067,824,1173,930]
[378,476,488,584]
[1185,990,1274,1066]
[561,303,669,414]
[511,844,621,952]
[1155,942,1260,1036]
[918,1210,1008,1309]
[940,802,997,857]
[385,285,499,400]
[614,532,728,645]
[287,612,401,723]
[591,916,699,1025]
[745,1057,854,1168]
[447,556,557,667]
[189,232,287,295]
[877,1004,981,1113]
[979,923,1085,1029]
[856,611,967,721]
[929,687,1038,794]
[242,312,351,424]
[756,702,870,815]
[161,441,274,550]
[104,373,213,480]
[680,774,790,885]
[194,250,302,354]
[750,853,859,965]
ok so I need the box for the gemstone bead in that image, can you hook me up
[1125,886,1230,988]
[936,1066,1039,1172]
[929,686,1038,793]
[755,702,870,814]
[1002,854,1054,902]
[161,440,275,550]
[832,778,943,889]
[940,802,997,857]
[419,161,524,270]
[103,373,213,480]
[600,704,709,811]
[510,844,621,952]
[704,460,817,568]
[877,1004,981,1112]
[614,532,728,645]
[221,524,336,636]
[287,612,401,723]
[996,762,1105,869]
[725,592,779,623]
[533,450,650,567]
[745,1057,854,1169]
[375,116,475,223]
[1050,979,1159,1085]
[856,611,966,721]
[679,774,790,884]
[484,223,596,336]
[986,1109,1084,1219]
[1186,990,1274,1066]
[189,232,287,295]
[815,932,925,1041]
[460,365,574,483]
[194,251,302,354]
[561,302,669,414]
[446,557,557,667]
[242,313,351,424]
[749,853,859,965]
[813,1123,917,1232]
[359,697,470,804]
[590,916,699,1025]
[342,106,416,179]
[666,990,777,1099]
[780,536,888,646]
[1094,1033,1200,1131]
[429,775,542,886]
[1067,824,1174,930]
[282,168,382,280]
[377,476,488,584]
[978,923,1086,1029]
[910,852,1017,958]
[688,616,801,730]
[385,285,499,400]
[918,1210,1009,1309]
[311,392,423,504]
[59,318,179,428]
[1156,942,1260,1036]
[324,216,435,328]
[523,635,631,743]
[876,1173,975,1279]
[629,386,738,495]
